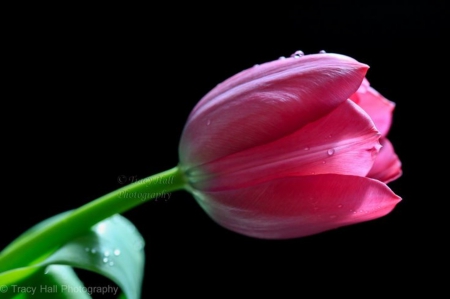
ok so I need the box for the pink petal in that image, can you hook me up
[350,78,395,136]
[368,138,402,183]
[180,54,369,168]
[194,174,401,239]
[188,100,380,191]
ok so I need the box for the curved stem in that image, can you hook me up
[0,166,186,273]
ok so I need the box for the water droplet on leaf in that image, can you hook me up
[327,149,335,156]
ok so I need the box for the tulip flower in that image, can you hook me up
[179,52,401,239]
[0,52,402,280]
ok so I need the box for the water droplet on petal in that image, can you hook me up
[304,147,310,151]
[114,249,121,256]
[330,215,337,219]
[278,56,286,60]
[327,134,332,138]
[319,50,326,54]
[338,204,343,208]
[206,120,211,126]
[327,149,335,156]
[291,50,305,58]
[103,258,109,263]
[322,161,326,164]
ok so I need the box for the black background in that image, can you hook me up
[2,1,447,297]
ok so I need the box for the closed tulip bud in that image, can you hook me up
[179,53,401,239]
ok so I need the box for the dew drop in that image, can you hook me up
[322,161,326,164]
[278,56,286,60]
[291,50,304,58]
[327,148,335,156]
[85,247,90,252]
[91,248,97,254]
[304,147,310,151]
[319,50,326,54]
[206,120,211,126]
[338,204,343,208]
[109,261,114,266]
[327,134,332,138]
[104,251,110,257]
[103,258,109,263]
[114,249,121,256]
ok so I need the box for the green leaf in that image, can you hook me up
[0,212,74,285]
[0,214,145,299]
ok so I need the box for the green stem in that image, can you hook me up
[0,166,186,273]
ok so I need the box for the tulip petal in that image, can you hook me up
[193,174,401,239]
[180,54,369,168]
[350,78,395,136]
[368,138,402,183]
[189,100,380,191]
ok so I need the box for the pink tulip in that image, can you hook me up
[179,53,401,239]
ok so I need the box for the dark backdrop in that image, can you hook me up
[3,1,446,297]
